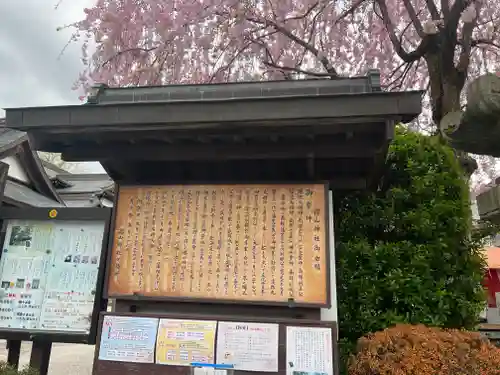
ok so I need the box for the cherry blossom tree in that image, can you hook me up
[66,0,500,188]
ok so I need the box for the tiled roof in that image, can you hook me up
[4,180,64,207]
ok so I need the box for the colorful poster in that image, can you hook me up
[216,321,279,372]
[155,319,217,366]
[286,327,334,375]
[0,219,105,332]
[98,315,159,363]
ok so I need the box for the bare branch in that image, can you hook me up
[246,15,338,75]
[385,61,414,90]
[457,3,480,73]
[376,0,430,63]
[101,47,157,67]
[296,6,323,68]
[446,0,473,33]
[402,0,425,37]
[263,60,337,77]
[334,0,369,25]
[285,1,319,21]
[385,61,407,81]
[264,0,279,21]
[426,0,440,20]
[208,41,253,82]
[470,39,500,50]
[457,22,474,72]
[441,0,449,17]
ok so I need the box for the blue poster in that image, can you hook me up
[98,315,159,363]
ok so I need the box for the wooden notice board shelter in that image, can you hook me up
[4,71,423,374]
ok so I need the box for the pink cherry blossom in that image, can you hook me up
[64,0,500,188]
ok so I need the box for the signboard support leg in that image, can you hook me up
[29,341,52,375]
[6,340,21,369]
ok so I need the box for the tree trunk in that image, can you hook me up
[426,53,463,125]
[426,53,477,176]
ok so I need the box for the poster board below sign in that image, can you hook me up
[93,312,339,375]
[0,207,111,343]
[155,318,217,366]
[108,183,330,306]
[98,315,159,363]
[216,321,279,372]
[286,326,334,375]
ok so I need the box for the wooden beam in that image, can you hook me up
[114,174,367,190]
[62,139,382,162]
[36,121,388,153]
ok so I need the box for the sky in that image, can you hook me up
[0,0,104,173]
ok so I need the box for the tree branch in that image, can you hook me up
[457,3,480,73]
[101,47,157,67]
[445,0,473,33]
[440,0,449,18]
[402,0,425,37]
[426,0,440,20]
[263,60,337,77]
[209,41,253,83]
[334,0,369,24]
[296,6,324,68]
[376,0,430,63]
[470,39,500,49]
[457,22,474,72]
[285,1,319,21]
[246,15,337,75]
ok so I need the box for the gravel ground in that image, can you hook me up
[0,340,95,375]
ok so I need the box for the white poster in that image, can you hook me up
[286,327,333,375]
[216,321,279,372]
[0,219,105,332]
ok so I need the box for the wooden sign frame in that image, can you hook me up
[0,207,112,344]
[93,311,340,375]
[105,182,332,308]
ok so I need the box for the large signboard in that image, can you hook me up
[107,184,330,306]
[0,208,111,343]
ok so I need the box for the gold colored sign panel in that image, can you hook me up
[108,184,329,305]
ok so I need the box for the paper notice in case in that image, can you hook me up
[155,319,217,366]
[216,321,279,372]
[98,315,159,363]
[286,327,333,375]
[0,220,105,332]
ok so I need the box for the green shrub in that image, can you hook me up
[334,128,487,371]
[0,362,38,375]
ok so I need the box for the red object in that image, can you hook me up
[483,247,500,307]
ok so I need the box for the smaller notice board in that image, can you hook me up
[108,183,330,306]
[0,207,111,343]
[93,312,339,375]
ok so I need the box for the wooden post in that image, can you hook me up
[6,340,21,369]
[0,160,14,368]
[29,341,52,375]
